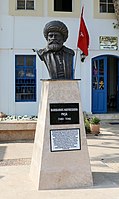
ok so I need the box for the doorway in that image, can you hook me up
[92,55,119,114]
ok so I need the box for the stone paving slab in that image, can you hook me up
[0,165,119,199]
[0,140,33,160]
[0,121,119,198]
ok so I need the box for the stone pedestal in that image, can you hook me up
[30,80,93,190]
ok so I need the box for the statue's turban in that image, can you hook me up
[43,20,68,42]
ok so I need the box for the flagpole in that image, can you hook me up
[73,47,78,78]
[74,6,83,78]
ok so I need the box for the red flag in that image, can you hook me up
[77,7,89,56]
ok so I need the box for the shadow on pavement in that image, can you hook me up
[92,172,119,188]
[0,146,7,160]
[0,176,4,179]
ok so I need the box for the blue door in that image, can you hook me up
[92,56,107,113]
[117,59,119,111]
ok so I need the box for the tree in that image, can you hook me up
[113,0,119,28]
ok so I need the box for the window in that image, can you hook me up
[54,0,72,12]
[15,55,36,102]
[100,0,114,13]
[48,0,80,18]
[9,0,43,16]
[94,0,116,19]
[17,0,34,10]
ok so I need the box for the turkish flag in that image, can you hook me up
[77,7,89,56]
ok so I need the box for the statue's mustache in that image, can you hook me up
[48,40,60,45]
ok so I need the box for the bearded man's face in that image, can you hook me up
[47,32,64,51]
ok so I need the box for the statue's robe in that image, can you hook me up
[37,46,75,79]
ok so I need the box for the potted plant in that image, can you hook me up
[83,112,91,134]
[90,116,100,135]
[84,117,91,134]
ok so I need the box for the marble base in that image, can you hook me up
[30,80,93,190]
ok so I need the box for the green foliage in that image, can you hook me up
[113,22,119,29]
[90,117,100,125]
[84,118,91,133]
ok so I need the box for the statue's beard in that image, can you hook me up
[48,41,63,51]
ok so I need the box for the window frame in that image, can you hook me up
[15,55,36,102]
[48,0,80,18]
[99,0,114,13]
[9,0,43,16]
[16,0,35,10]
[94,0,116,19]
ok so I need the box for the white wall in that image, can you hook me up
[0,0,119,116]
[0,0,9,15]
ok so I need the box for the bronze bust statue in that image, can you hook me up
[33,20,75,79]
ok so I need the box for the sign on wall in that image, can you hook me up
[99,36,118,50]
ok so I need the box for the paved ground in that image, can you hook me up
[0,121,119,199]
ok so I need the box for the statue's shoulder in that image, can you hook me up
[37,48,48,55]
[62,46,75,56]
[37,48,48,60]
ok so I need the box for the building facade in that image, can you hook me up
[0,0,119,116]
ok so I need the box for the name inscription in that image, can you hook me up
[50,103,79,125]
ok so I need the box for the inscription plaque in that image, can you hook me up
[50,128,81,152]
[50,103,79,125]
